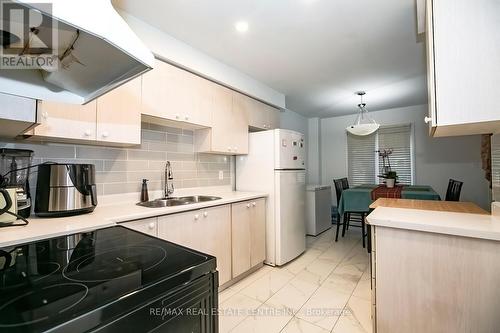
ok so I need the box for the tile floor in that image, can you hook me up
[218,228,372,333]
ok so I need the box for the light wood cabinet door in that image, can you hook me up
[201,205,232,285]
[250,198,266,266]
[157,206,232,286]
[210,85,236,153]
[157,210,202,249]
[188,74,213,127]
[231,92,249,154]
[231,201,252,277]
[141,60,191,121]
[34,99,97,140]
[122,217,158,237]
[96,77,142,145]
[428,0,500,136]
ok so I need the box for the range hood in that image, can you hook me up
[0,0,154,104]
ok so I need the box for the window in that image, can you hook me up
[377,125,412,185]
[347,132,376,186]
[347,124,413,186]
[492,135,500,201]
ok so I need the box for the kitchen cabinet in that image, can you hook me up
[234,92,280,131]
[33,99,97,141]
[195,87,249,155]
[96,77,142,144]
[426,0,500,137]
[231,198,266,277]
[370,224,500,332]
[29,77,142,146]
[157,205,232,285]
[122,217,158,237]
[141,59,211,127]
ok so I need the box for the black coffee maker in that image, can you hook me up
[0,149,33,221]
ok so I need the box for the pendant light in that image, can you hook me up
[346,91,380,136]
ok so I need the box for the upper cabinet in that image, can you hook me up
[24,58,280,151]
[96,78,142,144]
[33,99,98,141]
[194,86,249,155]
[234,92,280,131]
[29,77,142,146]
[426,0,500,137]
[141,59,211,127]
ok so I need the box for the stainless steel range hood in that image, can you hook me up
[0,0,154,104]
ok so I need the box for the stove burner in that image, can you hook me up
[62,245,167,283]
[0,283,88,328]
[2,262,61,289]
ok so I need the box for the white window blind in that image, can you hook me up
[347,132,376,186]
[347,124,413,186]
[377,125,412,185]
[491,135,500,201]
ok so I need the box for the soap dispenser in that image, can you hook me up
[140,179,149,202]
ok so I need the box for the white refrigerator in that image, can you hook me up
[236,129,306,266]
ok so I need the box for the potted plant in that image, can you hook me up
[384,171,398,188]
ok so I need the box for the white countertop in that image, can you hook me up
[367,202,500,241]
[0,187,267,247]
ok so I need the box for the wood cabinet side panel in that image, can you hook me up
[375,227,500,333]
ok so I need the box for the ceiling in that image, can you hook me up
[113,0,427,117]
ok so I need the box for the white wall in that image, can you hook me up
[321,104,491,210]
[117,10,286,109]
[307,118,321,184]
[279,109,308,135]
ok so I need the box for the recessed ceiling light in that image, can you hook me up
[235,21,249,33]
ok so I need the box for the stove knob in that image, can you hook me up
[246,203,251,208]
[148,222,155,230]
[252,202,256,207]
[203,211,208,218]
[194,214,200,220]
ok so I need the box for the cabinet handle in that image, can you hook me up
[194,214,200,220]
[424,116,432,124]
[102,131,109,138]
[246,203,251,208]
[203,211,208,218]
[84,129,92,137]
[252,202,256,207]
[148,222,155,229]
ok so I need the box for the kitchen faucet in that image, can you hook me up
[164,161,174,198]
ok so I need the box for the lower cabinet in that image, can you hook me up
[231,198,266,278]
[156,205,232,286]
[121,217,158,237]
[121,198,266,287]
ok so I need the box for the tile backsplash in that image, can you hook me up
[0,122,233,197]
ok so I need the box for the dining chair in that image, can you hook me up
[333,178,367,247]
[445,179,463,201]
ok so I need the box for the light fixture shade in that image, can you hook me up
[346,91,380,136]
[346,123,380,136]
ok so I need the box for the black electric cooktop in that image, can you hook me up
[0,226,216,333]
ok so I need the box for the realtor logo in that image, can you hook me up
[0,0,58,69]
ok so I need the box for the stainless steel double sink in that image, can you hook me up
[137,195,222,208]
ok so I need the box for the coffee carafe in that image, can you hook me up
[0,149,34,223]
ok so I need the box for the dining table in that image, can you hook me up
[337,184,441,217]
